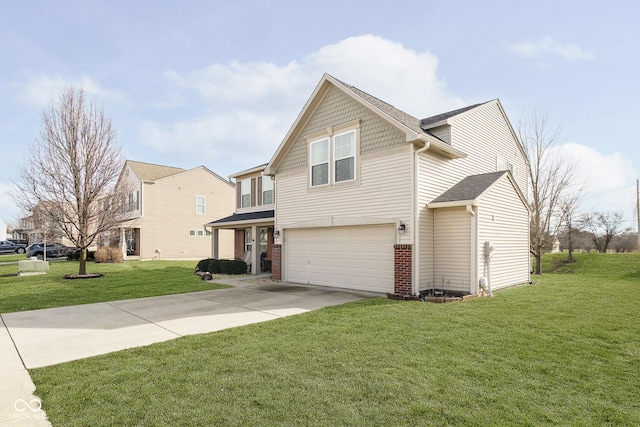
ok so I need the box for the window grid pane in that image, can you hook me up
[312,163,329,186]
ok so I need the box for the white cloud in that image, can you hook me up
[557,143,637,216]
[0,182,21,223]
[141,35,465,174]
[504,37,595,60]
[17,74,123,108]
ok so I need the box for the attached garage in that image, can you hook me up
[284,225,395,293]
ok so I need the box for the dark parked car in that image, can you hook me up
[25,243,71,260]
[0,240,27,254]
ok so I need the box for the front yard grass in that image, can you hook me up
[30,253,640,426]
[0,260,230,313]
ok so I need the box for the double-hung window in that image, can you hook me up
[309,127,357,188]
[262,176,274,205]
[196,196,205,214]
[310,138,330,186]
[241,179,251,208]
[334,130,355,182]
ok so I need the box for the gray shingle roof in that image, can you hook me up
[420,103,486,129]
[431,171,507,204]
[206,210,274,226]
[127,160,185,181]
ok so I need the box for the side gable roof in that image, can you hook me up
[420,103,486,129]
[265,73,472,175]
[429,171,529,211]
[127,160,185,181]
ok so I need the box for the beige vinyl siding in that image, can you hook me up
[140,167,235,260]
[276,145,413,242]
[278,85,407,174]
[477,177,529,290]
[432,207,472,293]
[450,103,528,197]
[417,102,528,289]
[428,125,451,144]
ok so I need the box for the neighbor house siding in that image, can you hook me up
[140,167,234,260]
[428,125,451,144]
[477,177,529,290]
[432,207,472,293]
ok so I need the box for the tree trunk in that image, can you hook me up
[534,254,542,275]
[567,226,575,263]
[79,248,87,275]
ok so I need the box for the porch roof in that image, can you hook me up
[205,210,274,229]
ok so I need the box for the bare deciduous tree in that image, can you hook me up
[518,112,576,275]
[13,87,130,276]
[580,211,628,253]
[558,191,581,263]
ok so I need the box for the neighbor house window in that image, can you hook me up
[334,130,355,182]
[197,229,204,237]
[196,196,206,214]
[262,175,274,205]
[189,229,196,237]
[310,138,329,186]
[241,179,251,208]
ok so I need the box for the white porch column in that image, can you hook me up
[212,228,219,259]
[251,225,259,274]
[121,227,126,259]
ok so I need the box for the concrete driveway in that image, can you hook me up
[0,276,377,426]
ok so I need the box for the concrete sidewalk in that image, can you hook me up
[0,276,376,426]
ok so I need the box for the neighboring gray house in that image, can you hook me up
[264,73,529,296]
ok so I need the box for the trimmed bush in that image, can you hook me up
[197,258,247,275]
[67,249,95,261]
[196,258,213,272]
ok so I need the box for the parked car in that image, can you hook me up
[25,243,72,260]
[0,240,27,254]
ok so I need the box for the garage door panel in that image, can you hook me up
[285,225,395,293]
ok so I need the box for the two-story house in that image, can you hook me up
[118,160,235,260]
[264,74,530,296]
[205,164,275,274]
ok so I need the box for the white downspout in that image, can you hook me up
[412,141,430,295]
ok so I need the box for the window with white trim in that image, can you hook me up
[189,229,196,237]
[496,155,518,181]
[196,196,206,214]
[241,179,251,208]
[310,138,329,186]
[262,175,274,205]
[309,129,357,187]
[334,130,355,182]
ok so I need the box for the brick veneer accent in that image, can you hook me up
[271,244,282,280]
[394,244,412,294]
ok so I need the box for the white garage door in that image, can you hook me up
[285,225,395,293]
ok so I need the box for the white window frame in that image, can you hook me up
[308,125,358,188]
[196,196,206,214]
[333,130,356,183]
[189,229,196,237]
[241,179,251,208]
[309,138,330,187]
[196,229,204,237]
[262,175,274,205]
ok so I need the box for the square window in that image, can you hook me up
[197,229,204,237]
[189,229,196,237]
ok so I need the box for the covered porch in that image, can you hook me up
[205,210,274,275]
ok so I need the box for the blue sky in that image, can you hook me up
[1,0,638,231]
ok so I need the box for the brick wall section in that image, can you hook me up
[394,244,412,294]
[234,229,244,259]
[271,244,282,280]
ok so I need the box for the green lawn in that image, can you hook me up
[0,260,230,313]
[0,253,26,263]
[29,253,640,426]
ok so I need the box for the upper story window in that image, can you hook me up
[196,196,206,214]
[262,175,274,205]
[309,127,358,188]
[241,179,251,208]
[310,138,329,186]
[334,130,355,182]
